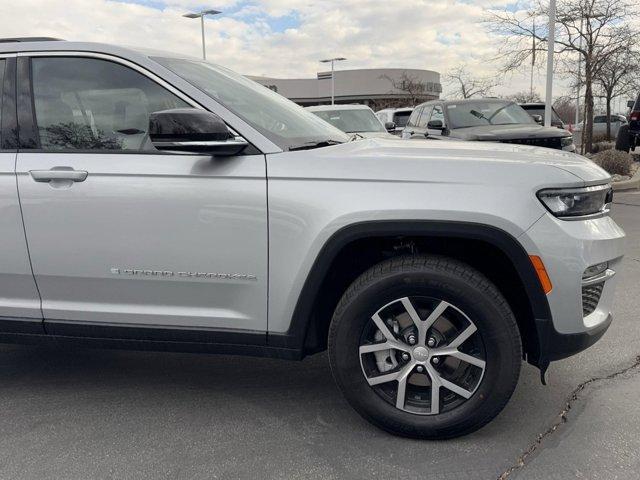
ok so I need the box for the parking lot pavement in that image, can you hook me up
[0,194,638,480]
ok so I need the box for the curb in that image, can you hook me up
[612,167,640,192]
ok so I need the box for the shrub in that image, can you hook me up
[591,149,633,176]
[592,141,615,153]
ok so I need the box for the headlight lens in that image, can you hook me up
[561,136,573,147]
[537,184,613,218]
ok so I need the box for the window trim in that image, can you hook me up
[0,54,17,151]
[16,52,253,155]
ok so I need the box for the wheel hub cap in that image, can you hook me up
[412,346,430,362]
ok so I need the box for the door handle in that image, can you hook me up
[30,168,88,183]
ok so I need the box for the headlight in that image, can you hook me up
[537,184,613,219]
[561,136,573,147]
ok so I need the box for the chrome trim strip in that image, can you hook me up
[581,268,615,286]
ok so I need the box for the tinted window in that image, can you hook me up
[31,57,190,151]
[594,116,607,124]
[393,111,412,128]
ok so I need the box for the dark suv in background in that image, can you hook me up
[402,99,575,151]
[616,93,640,152]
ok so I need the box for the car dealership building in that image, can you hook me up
[248,68,442,109]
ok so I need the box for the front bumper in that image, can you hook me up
[519,211,625,364]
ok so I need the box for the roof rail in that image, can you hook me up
[0,37,65,43]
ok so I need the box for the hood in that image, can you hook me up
[349,131,398,139]
[287,137,610,185]
[450,124,571,141]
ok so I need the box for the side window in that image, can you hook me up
[31,57,191,151]
[594,116,606,124]
[0,59,5,141]
[407,107,422,128]
[417,106,433,128]
[430,105,445,126]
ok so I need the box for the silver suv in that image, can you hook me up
[0,39,625,439]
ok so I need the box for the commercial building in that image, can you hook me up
[249,68,441,109]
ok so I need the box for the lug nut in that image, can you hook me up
[432,357,440,365]
[416,365,424,373]
[427,337,436,347]
[401,352,410,362]
[407,334,417,345]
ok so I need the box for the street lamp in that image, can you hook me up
[320,57,346,105]
[183,9,221,60]
[544,0,556,128]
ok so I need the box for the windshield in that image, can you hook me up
[446,101,536,129]
[311,109,386,133]
[521,106,562,124]
[153,57,349,150]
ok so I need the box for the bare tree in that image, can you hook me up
[381,72,429,106]
[553,95,577,124]
[444,66,498,99]
[594,47,639,139]
[506,90,543,103]
[486,0,639,152]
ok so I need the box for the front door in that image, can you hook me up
[15,55,268,333]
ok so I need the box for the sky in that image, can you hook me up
[0,0,577,98]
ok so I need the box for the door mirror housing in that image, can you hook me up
[149,108,248,156]
[384,121,396,131]
[531,114,543,125]
[427,119,444,130]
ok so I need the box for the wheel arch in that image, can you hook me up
[268,220,553,368]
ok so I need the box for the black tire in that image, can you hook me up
[328,255,522,439]
[616,125,631,153]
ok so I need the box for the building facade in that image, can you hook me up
[248,68,441,110]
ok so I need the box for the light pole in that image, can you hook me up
[320,57,346,105]
[183,9,221,60]
[575,17,583,128]
[544,0,556,128]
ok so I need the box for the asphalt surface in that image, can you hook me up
[1,192,639,480]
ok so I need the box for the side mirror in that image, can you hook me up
[531,114,543,124]
[149,108,248,156]
[385,121,396,131]
[628,100,635,108]
[427,119,444,130]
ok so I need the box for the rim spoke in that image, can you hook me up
[447,350,486,369]
[439,377,473,399]
[400,296,423,331]
[447,323,477,349]
[420,300,449,345]
[430,383,441,414]
[395,367,413,409]
[371,312,397,342]
[366,362,413,386]
[359,340,410,355]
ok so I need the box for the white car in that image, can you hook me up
[306,104,395,138]
[375,107,414,135]
[574,115,628,139]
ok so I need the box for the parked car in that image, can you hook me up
[375,107,413,135]
[402,99,575,152]
[519,103,565,129]
[616,93,640,152]
[306,104,395,138]
[0,38,624,439]
[574,114,628,139]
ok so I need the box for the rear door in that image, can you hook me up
[0,55,43,323]
[15,54,268,336]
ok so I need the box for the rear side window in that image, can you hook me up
[594,116,606,124]
[30,57,190,151]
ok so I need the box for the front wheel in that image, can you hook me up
[328,255,522,439]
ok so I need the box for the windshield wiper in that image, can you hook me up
[288,139,344,151]
[470,109,491,124]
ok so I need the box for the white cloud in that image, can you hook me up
[0,0,596,97]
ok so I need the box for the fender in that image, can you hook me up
[268,220,554,368]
